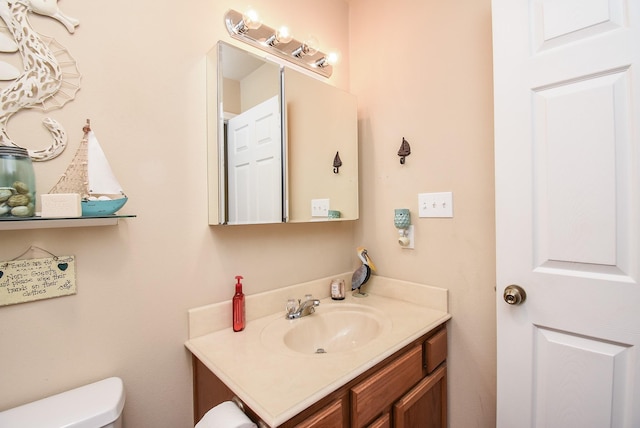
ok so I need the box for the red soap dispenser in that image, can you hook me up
[232,275,245,332]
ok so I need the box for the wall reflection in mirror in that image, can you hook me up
[207,41,358,225]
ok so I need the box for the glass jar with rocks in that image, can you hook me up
[0,146,36,218]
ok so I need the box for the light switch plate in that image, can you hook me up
[311,198,330,217]
[418,192,453,218]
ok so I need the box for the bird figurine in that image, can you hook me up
[351,247,376,297]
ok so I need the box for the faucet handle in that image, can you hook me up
[286,298,297,314]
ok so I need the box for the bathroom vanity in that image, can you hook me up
[185,275,450,427]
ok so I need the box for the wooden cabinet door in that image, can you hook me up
[351,345,423,427]
[424,328,447,374]
[295,399,343,428]
[393,364,447,428]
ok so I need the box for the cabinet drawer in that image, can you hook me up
[425,328,447,373]
[368,413,391,428]
[295,399,343,428]
[351,345,423,427]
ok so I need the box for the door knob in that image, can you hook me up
[503,284,526,305]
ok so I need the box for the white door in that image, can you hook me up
[493,1,640,427]
[227,95,282,224]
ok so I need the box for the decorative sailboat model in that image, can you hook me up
[49,120,127,216]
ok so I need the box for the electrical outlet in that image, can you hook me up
[418,192,453,218]
[311,199,330,217]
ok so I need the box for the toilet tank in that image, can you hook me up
[0,377,125,428]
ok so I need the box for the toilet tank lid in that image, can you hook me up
[0,377,125,428]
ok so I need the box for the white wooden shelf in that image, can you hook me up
[0,215,136,230]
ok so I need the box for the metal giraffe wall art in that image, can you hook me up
[0,0,81,161]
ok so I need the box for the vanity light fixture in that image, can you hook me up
[224,9,336,78]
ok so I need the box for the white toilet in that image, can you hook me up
[0,377,125,428]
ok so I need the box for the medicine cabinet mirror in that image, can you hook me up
[207,41,358,225]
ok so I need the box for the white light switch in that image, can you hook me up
[418,192,453,218]
[311,198,330,217]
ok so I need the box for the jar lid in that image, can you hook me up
[0,146,29,157]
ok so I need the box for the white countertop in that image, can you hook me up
[185,275,450,427]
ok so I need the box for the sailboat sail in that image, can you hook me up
[87,131,123,195]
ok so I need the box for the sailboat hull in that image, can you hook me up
[81,197,127,216]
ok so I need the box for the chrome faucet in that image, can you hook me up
[285,295,320,319]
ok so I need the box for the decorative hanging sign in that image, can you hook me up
[0,247,77,307]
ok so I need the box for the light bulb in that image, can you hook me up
[242,8,262,30]
[276,26,293,44]
[266,25,293,46]
[326,50,340,66]
[232,8,262,34]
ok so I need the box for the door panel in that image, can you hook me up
[532,70,630,270]
[533,0,624,50]
[492,0,640,427]
[533,328,632,428]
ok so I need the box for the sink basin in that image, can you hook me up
[261,303,391,354]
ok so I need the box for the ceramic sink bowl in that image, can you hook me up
[261,303,391,354]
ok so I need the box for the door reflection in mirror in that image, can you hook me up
[226,96,282,224]
[218,42,284,224]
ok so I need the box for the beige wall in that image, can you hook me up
[223,77,241,115]
[348,0,497,426]
[240,63,280,112]
[0,0,496,427]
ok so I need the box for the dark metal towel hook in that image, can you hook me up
[397,137,411,164]
[333,151,342,173]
